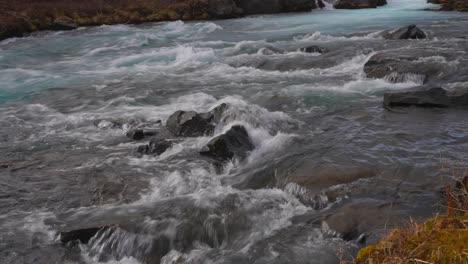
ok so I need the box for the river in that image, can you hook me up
[0,0,467,263]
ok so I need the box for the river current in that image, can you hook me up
[0,0,467,263]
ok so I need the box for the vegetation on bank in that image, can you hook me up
[353,175,468,264]
[0,0,241,40]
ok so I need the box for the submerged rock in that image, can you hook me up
[363,51,444,84]
[299,45,329,54]
[382,24,427,40]
[284,167,376,210]
[200,125,255,161]
[383,86,468,108]
[334,0,387,9]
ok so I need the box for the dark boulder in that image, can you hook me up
[299,45,329,54]
[126,129,157,141]
[60,227,109,244]
[52,17,79,31]
[383,86,468,108]
[166,103,229,137]
[200,125,255,161]
[166,111,215,137]
[137,138,173,156]
[381,24,427,40]
[334,0,387,9]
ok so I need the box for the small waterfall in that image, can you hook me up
[316,0,335,9]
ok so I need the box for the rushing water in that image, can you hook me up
[1,0,468,263]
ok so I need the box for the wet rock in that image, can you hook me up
[52,17,79,31]
[383,86,468,108]
[363,52,444,84]
[137,138,173,156]
[166,104,229,137]
[382,24,427,40]
[166,111,215,137]
[60,227,109,244]
[299,45,329,54]
[284,167,376,209]
[200,125,255,161]
[126,129,157,141]
[334,0,387,9]
[200,103,229,125]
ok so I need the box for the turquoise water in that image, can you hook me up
[1,1,468,263]
[0,0,464,103]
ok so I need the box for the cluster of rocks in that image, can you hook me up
[360,24,468,109]
[123,103,255,162]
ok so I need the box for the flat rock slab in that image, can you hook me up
[384,86,468,108]
[363,51,449,84]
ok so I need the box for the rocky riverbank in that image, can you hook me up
[428,0,468,11]
[0,0,393,42]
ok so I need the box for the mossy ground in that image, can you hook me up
[356,215,468,264]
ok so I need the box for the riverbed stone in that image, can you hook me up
[166,111,215,137]
[382,24,427,40]
[200,125,254,161]
[363,51,444,84]
[383,86,468,108]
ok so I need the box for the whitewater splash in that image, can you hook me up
[1,2,468,264]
